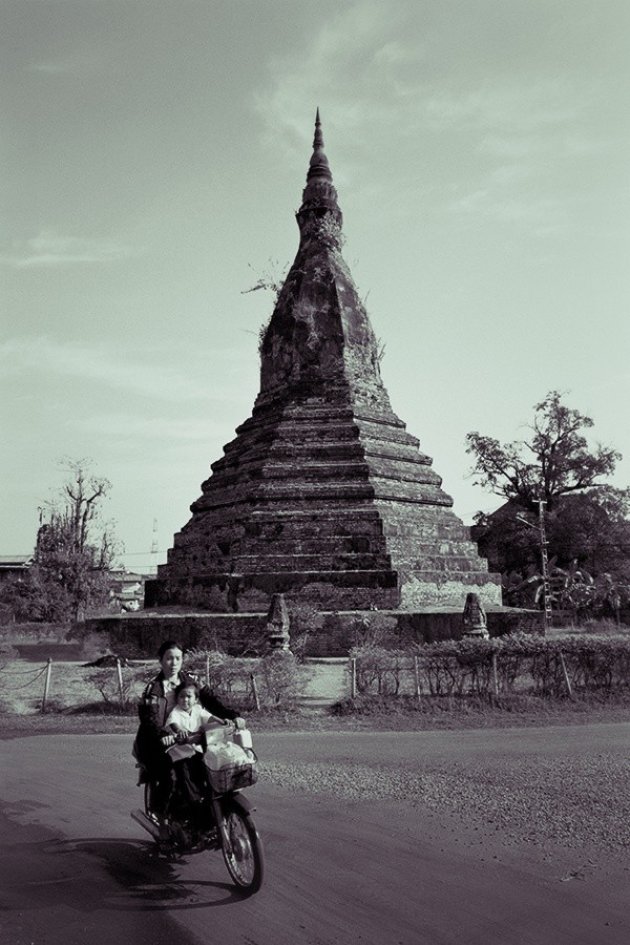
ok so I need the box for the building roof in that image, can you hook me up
[0,555,32,568]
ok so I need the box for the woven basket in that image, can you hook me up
[208,760,258,794]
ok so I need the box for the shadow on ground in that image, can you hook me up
[0,811,246,945]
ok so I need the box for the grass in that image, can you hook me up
[2,692,630,740]
[3,626,630,739]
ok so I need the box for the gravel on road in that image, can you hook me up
[257,726,630,857]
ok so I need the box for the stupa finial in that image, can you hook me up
[298,109,340,225]
[307,108,332,183]
[313,107,323,150]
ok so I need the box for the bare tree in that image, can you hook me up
[31,459,121,622]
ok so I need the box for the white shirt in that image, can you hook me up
[166,703,212,735]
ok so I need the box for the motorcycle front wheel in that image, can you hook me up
[220,808,264,894]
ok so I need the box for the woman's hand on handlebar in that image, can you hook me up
[220,716,246,732]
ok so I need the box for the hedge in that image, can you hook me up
[349,634,630,700]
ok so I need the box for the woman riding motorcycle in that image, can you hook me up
[133,639,239,817]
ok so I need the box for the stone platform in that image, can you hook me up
[84,605,542,659]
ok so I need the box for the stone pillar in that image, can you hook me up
[266,593,291,652]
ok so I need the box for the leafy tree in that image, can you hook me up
[468,393,629,621]
[466,391,620,512]
[474,488,630,583]
[0,459,120,624]
[546,487,630,578]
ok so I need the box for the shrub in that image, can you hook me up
[86,662,147,710]
[286,601,324,661]
[258,652,303,708]
[349,644,407,695]
[349,634,630,703]
[186,648,305,711]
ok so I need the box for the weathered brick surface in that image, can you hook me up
[151,115,502,619]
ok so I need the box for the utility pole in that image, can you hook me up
[517,499,552,634]
[150,518,158,575]
[537,499,552,633]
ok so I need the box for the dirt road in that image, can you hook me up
[1,725,629,945]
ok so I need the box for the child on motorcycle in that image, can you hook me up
[162,681,216,757]
[161,681,217,809]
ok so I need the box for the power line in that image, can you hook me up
[122,549,168,556]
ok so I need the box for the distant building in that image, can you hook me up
[0,555,32,584]
[107,570,147,613]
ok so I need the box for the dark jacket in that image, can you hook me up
[134,670,237,771]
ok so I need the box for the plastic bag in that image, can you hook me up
[203,741,258,793]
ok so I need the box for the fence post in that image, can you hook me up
[413,656,421,701]
[491,651,499,701]
[558,651,573,699]
[116,658,126,708]
[350,657,357,699]
[41,658,53,713]
[250,672,261,711]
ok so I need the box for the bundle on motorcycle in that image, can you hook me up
[131,719,264,895]
[203,733,257,793]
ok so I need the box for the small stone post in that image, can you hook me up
[462,592,490,639]
[266,593,291,652]
[413,655,421,701]
[491,651,500,700]
[250,672,261,711]
[116,658,126,708]
[41,658,53,713]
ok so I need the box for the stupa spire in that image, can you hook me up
[299,109,341,221]
[307,108,332,183]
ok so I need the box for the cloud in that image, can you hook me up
[255,2,406,149]
[256,2,586,146]
[253,1,611,234]
[448,185,566,234]
[423,79,582,134]
[373,40,420,66]
[0,230,136,268]
[27,47,107,77]
[0,336,217,402]
[28,60,77,75]
[74,413,224,442]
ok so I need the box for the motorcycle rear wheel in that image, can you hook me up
[221,809,264,894]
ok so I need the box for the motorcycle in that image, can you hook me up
[131,721,264,895]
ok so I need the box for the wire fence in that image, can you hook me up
[0,657,149,715]
[0,662,50,691]
[0,653,319,714]
[5,636,628,716]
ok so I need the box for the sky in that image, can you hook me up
[2,0,629,574]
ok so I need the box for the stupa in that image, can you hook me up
[146,112,502,617]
